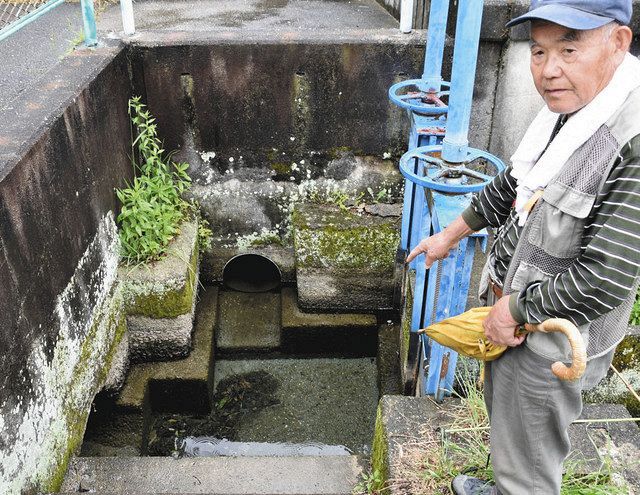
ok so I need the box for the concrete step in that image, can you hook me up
[216,290,282,352]
[281,287,378,356]
[61,455,362,494]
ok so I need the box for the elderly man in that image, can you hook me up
[406,1,640,494]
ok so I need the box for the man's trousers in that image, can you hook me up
[484,344,613,495]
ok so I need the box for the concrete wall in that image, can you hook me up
[378,0,640,34]
[130,31,427,163]
[0,42,132,494]
[130,30,507,166]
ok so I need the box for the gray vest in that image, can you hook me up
[503,88,640,363]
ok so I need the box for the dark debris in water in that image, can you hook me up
[147,371,280,456]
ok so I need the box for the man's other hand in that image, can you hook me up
[483,295,526,347]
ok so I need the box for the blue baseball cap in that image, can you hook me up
[506,0,632,29]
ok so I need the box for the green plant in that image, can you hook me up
[353,469,383,495]
[116,97,197,264]
[630,290,640,325]
[560,458,628,495]
[197,216,213,252]
[327,189,351,212]
[367,187,391,204]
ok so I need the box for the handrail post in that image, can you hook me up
[120,0,135,35]
[80,0,97,47]
[441,0,484,163]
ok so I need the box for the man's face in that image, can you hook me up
[529,22,618,114]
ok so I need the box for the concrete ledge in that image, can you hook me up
[127,313,194,362]
[61,455,362,494]
[129,29,425,47]
[216,290,282,352]
[280,287,378,356]
[116,287,218,412]
[281,287,377,329]
[293,203,401,312]
[0,40,125,180]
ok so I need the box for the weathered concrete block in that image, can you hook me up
[127,313,194,362]
[120,220,200,362]
[82,288,219,457]
[293,203,401,312]
[584,326,640,417]
[120,220,200,318]
[216,290,281,351]
[378,322,403,396]
[102,329,129,393]
[62,456,362,495]
[280,287,378,355]
[371,395,450,491]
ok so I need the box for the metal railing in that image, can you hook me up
[0,0,125,46]
[0,0,65,41]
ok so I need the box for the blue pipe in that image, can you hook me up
[0,0,65,43]
[80,0,98,47]
[421,0,451,90]
[441,0,484,163]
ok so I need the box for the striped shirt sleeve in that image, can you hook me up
[511,143,640,326]
[462,166,518,231]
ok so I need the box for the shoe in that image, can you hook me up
[451,474,498,495]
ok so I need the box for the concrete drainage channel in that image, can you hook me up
[66,273,391,494]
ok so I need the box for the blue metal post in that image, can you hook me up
[399,0,451,258]
[441,0,484,163]
[391,0,502,400]
[80,0,98,47]
[421,0,451,88]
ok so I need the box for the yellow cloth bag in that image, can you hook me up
[420,306,507,362]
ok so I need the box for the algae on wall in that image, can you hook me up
[0,213,125,494]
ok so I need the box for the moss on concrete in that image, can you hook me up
[120,220,199,319]
[583,327,640,417]
[612,327,640,370]
[370,404,389,492]
[328,146,355,160]
[292,204,400,274]
[270,161,293,176]
[41,286,126,493]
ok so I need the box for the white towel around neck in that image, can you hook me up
[510,52,640,226]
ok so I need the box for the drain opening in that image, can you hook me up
[222,254,281,292]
